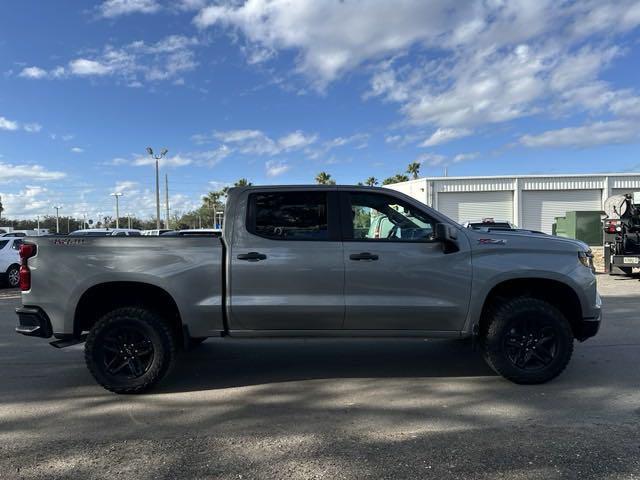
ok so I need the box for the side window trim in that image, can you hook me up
[339,190,438,243]
[246,190,341,242]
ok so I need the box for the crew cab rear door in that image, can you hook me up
[340,189,472,332]
[228,188,344,331]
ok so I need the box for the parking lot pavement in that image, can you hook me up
[0,275,639,480]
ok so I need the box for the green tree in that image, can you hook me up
[315,171,336,185]
[365,177,378,186]
[406,161,421,179]
[234,178,252,187]
[382,174,410,185]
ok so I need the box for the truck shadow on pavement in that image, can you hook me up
[158,338,496,393]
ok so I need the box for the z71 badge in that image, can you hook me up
[478,238,507,245]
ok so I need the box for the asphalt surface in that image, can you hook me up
[0,275,639,479]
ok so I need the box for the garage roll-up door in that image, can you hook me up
[522,190,602,234]
[437,191,513,223]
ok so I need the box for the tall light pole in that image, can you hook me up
[53,206,61,234]
[146,147,168,230]
[110,192,123,229]
[165,173,170,230]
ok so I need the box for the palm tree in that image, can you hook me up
[315,172,336,185]
[234,178,252,187]
[364,177,378,186]
[406,161,421,179]
[382,174,410,185]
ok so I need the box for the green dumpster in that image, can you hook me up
[552,211,603,246]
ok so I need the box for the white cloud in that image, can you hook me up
[306,133,369,159]
[265,159,290,177]
[520,120,640,148]
[197,128,318,156]
[69,58,112,76]
[21,35,198,86]
[194,0,640,149]
[416,151,477,167]
[193,0,460,89]
[0,162,66,183]
[113,180,139,194]
[0,116,19,131]
[278,130,317,150]
[19,66,48,79]
[23,123,42,133]
[99,0,160,18]
[133,154,193,167]
[71,147,84,153]
[421,128,472,147]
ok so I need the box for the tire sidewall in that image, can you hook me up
[85,309,174,393]
[483,298,574,384]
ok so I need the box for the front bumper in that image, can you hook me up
[575,292,602,341]
[15,306,53,338]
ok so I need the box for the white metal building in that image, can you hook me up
[386,173,640,234]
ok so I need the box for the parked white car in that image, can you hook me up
[141,229,173,236]
[69,228,142,237]
[0,237,22,288]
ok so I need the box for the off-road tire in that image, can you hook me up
[85,307,176,394]
[481,297,574,384]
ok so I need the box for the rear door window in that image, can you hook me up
[248,191,330,240]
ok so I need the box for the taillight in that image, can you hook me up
[19,244,36,291]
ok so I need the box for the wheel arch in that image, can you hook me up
[478,277,583,339]
[74,281,184,346]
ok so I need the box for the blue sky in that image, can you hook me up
[1,0,640,220]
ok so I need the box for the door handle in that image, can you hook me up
[237,252,267,261]
[349,252,379,261]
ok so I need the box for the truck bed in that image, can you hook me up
[21,236,225,338]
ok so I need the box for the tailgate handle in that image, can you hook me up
[349,252,379,261]
[237,252,267,261]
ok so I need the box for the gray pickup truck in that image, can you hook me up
[15,185,601,393]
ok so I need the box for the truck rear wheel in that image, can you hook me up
[84,307,176,394]
[481,297,574,384]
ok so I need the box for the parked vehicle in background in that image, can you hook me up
[141,229,173,236]
[16,185,600,393]
[1,237,22,288]
[603,192,640,275]
[0,232,27,237]
[160,229,222,237]
[69,228,142,237]
[463,219,517,231]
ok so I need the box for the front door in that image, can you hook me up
[341,190,472,332]
[229,189,344,331]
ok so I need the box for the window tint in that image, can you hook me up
[11,240,22,250]
[349,193,434,241]
[250,191,328,240]
[0,240,8,250]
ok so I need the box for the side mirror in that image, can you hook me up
[435,223,459,253]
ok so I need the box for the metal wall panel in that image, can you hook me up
[522,189,602,234]
[437,191,513,223]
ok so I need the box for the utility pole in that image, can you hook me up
[127,213,132,229]
[37,215,40,235]
[111,193,123,229]
[165,173,170,230]
[146,147,168,230]
[67,217,70,234]
[53,206,61,233]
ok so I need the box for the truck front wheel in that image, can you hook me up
[85,307,176,394]
[481,297,574,384]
